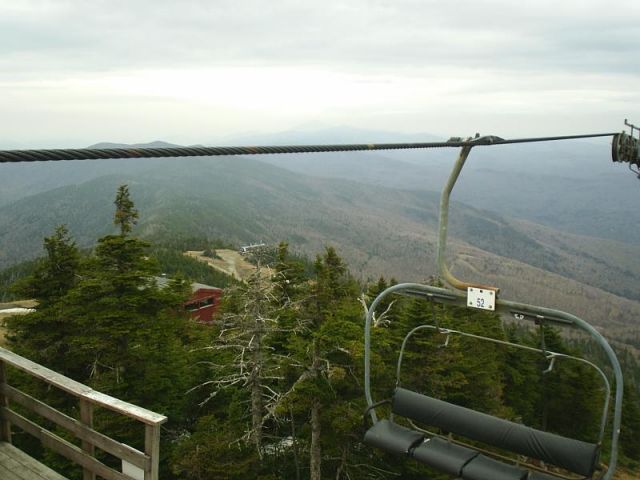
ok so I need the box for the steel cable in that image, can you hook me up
[0,133,617,163]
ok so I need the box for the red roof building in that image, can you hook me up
[184,282,223,324]
[157,277,223,324]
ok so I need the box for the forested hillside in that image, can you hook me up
[236,129,639,243]
[3,186,638,479]
[2,138,639,478]
[1,152,640,332]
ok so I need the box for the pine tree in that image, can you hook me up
[537,327,603,441]
[54,187,192,424]
[280,247,363,480]
[6,225,81,368]
[175,245,307,479]
[10,224,80,308]
[269,242,307,354]
[272,242,306,305]
[502,325,544,426]
[113,184,138,235]
[171,414,260,479]
[6,187,197,477]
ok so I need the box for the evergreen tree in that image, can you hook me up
[281,247,363,480]
[113,184,138,235]
[7,186,196,478]
[174,246,306,479]
[53,187,193,430]
[6,225,81,367]
[272,241,306,306]
[502,325,544,425]
[10,224,80,308]
[392,298,469,401]
[171,414,261,479]
[378,289,508,415]
[268,242,306,354]
[530,327,603,441]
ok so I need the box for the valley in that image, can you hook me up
[1,139,639,349]
[1,136,639,478]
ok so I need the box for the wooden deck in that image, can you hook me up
[0,346,167,480]
[0,442,68,480]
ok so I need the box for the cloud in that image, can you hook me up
[0,0,638,145]
[1,0,638,74]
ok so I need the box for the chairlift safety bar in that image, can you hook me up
[394,324,612,445]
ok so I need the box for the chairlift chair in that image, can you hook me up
[363,136,624,480]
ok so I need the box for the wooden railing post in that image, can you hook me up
[0,361,11,443]
[144,423,161,480]
[0,347,168,479]
[79,399,96,480]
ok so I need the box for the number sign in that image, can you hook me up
[467,287,496,311]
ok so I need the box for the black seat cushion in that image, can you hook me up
[392,388,599,476]
[412,437,479,476]
[462,454,528,480]
[363,419,424,455]
[529,471,564,480]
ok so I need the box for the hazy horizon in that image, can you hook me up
[1,1,638,149]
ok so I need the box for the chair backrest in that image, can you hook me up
[392,387,599,477]
[364,283,624,480]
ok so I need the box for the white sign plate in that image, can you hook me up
[467,287,496,311]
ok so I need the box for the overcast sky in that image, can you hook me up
[1,0,638,147]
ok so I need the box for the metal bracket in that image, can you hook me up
[613,120,640,167]
[543,355,557,374]
[625,118,640,138]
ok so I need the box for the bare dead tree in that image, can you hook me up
[359,293,395,328]
[192,257,308,457]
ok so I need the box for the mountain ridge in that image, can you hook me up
[1,152,639,335]
[3,131,636,244]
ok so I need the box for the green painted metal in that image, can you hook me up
[365,138,625,479]
[436,144,473,291]
[364,283,624,480]
[395,324,611,445]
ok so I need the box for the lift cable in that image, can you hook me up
[0,132,618,163]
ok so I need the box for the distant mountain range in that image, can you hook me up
[1,130,638,346]
[228,127,638,243]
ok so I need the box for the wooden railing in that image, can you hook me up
[0,347,167,480]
